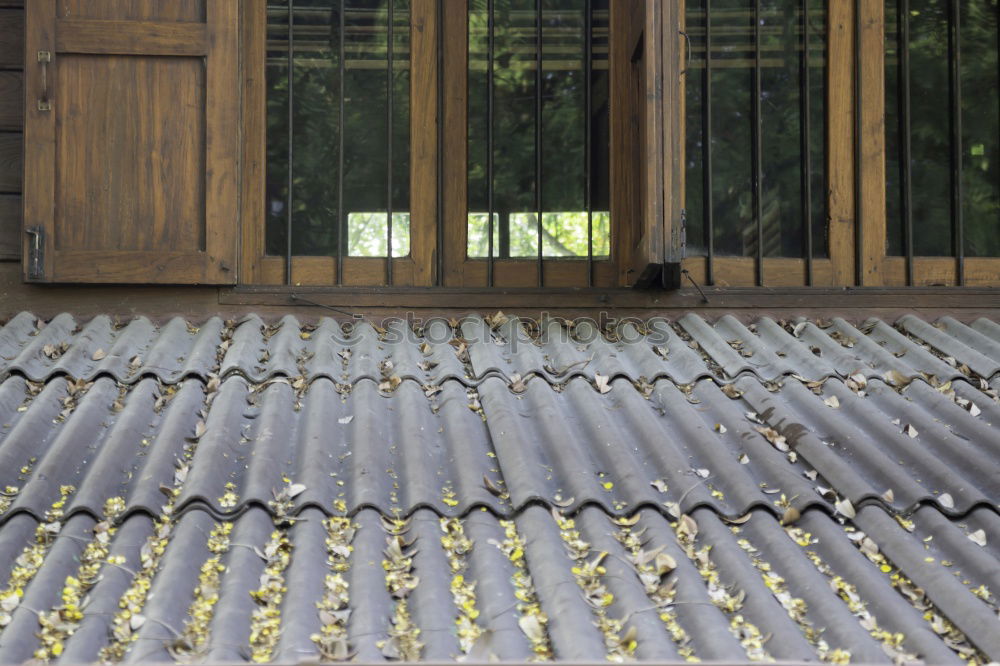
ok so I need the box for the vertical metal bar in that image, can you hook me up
[899,0,914,285]
[337,0,346,285]
[800,0,813,285]
[436,0,444,285]
[854,0,863,285]
[286,0,294,285]
[535,0,543,286]
[949,0,964,284]
[752,0,763,286]
[703,0,714,285]
[487,0,495,286]
[585,0,593,287]
[386,0,395,285]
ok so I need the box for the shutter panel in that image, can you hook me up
[611,0,682,288]
[23,0,238,283]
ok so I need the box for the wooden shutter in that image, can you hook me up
[23,0,238,283]
[610,0,682,288]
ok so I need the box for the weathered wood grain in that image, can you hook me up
[0,194,20,260]
[858,0,886,285]
[54,19,208,56]
[23,0,239,283]
[440,0,469,287]
[826,1,856,287]
[0,72,22,132]
[0,9,24,69]
[0,132,21,193]
[55,0,203,21]
[408,0,437,287]
[239,0,266,284]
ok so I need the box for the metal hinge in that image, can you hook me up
[25,227,44,280]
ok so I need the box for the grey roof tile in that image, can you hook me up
[0,367,997,523]
[898,315,1000,378]
[0,504,996,663]
[0,312,998,663]
[4,312,1000,388]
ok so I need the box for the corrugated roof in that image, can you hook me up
[0,311,998,664]
[0,505,996,663]
[4,311,1000,388]
[0,372,995,522]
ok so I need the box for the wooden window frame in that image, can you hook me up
[239,0,676,289]
[677,1,853,288]
[678,1,1000,289]
[439,1,621,289]
[238,0,434,288]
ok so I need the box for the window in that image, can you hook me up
[254,0,664,288]
[27,1,998,288]
[884,0,1000,275]
[683,0,829,285]
[465,0,611,265]
[265,1,411,263]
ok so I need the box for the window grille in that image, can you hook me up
[884,0,1000,285]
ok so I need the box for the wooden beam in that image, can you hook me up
[610,0,644,285]
[202,1,240,284]
[858,0,886,285]
[881,257,1000,287]
[440,0,468,287]
[662,0,682,266]
[682,256,839,288]
[239,0,266,284]
[409,0,437,286]
[640,0,665,273]
[826,1,855,286]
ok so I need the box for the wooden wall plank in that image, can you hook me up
[0,194,19,260]
[408,0,436,287]
[0,8,24,69]
[0,132,21,193]
[826,1,855,287]
[0,72,22,132]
